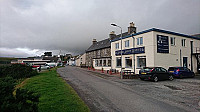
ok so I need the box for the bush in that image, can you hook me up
[0,64,38,79]
[0,77,39,112]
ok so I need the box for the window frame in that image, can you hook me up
[124,40,130,48]
[115,43,119,49]
[137,56,146,68]
[137,37,143,46]
[170,37,176,46]
[116,57,121,67]
[125,57,132,68]
[181,39,186,47]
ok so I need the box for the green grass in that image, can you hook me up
[21,68,90,112]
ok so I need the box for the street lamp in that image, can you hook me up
[111,23,123,79]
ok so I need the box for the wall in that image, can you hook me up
[153,31,200,73]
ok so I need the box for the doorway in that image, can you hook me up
[183,57,188,68]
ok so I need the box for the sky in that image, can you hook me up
[0,0,200,57]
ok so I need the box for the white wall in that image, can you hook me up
[111,30,200,74]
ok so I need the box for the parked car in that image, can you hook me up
[32,65,40,70]
[139,67,174,82]
[168,67,195,78]
[37,65,50,70]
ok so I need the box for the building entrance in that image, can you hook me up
[183,57,188,68]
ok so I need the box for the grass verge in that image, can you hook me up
[20,68,90,112]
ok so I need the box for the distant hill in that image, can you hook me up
[0,57,16,66]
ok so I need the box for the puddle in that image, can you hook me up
[164,85,182,90]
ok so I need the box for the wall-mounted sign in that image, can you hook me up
[157,35,169,53]
[115,47,145,56]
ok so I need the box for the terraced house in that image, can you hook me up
[86,22,137,70]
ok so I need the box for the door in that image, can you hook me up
[183,57,188,68]
[160,67,169,80]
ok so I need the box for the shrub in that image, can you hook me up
[0,77,39,112]
[0,64,38,79]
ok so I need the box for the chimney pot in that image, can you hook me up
[92,39,97,44]
[109,31,116,40]
[128,22,136,34]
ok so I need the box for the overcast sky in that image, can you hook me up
[0,0,200,57]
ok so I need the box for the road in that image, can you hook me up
[57,66,200,112]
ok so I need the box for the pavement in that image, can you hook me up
[57,66,200,112]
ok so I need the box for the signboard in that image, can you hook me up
[115,47,145,56]
[157,35,169,53]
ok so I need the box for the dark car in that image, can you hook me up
[168,67,195,78]
[139,67,174,82]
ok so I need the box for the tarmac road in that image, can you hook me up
[57,66,199,112]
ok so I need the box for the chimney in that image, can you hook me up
[92,39,97,44]
[109,31,116,40]
[128,22,136,34]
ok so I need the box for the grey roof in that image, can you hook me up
[112,28,200,42]
[192,34,200,38]
[86,32,129,52]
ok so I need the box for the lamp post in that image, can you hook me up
[111,23,123,79]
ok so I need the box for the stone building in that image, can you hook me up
[85,22,136,70]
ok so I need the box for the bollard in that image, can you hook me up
[101,68,104,73]
[109,70,112,75]
[93,68,95,71]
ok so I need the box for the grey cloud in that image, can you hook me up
[0,0,200,57]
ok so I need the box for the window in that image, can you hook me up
[97,50,101,56]
[160,67,167,72]
[95,60,98,66]
[108,60,111,66]
[115,43,119,49]
[137,56,146,68]
[170,37,175,46]
[116,57,121,67]
[125,57,132,68]
[125,40,129,47]
[99,60,102,66]
[103,59,106,66]
[137,37,143,45]
[181,39,186,47]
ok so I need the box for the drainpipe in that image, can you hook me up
[180,49,182,66]
[190,41,193,71]
[133,37,136,73]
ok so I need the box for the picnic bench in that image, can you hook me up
[122,70,137,79]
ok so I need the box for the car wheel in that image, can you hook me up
[153,76,158,82]
[169,75,174,81]
[191,74,195,78]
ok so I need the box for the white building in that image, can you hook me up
[111,28,200,74]
[76,53,86,67]
[67,57,76,66]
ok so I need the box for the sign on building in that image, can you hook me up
[115,47,145,56]
[157,35,169,53]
